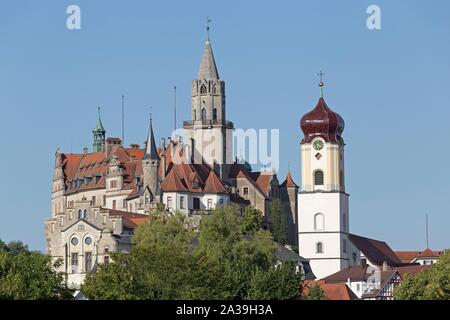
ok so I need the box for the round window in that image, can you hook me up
[71,237,79,246]
[85,237,92,245]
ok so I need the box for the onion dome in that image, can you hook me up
[300,97,345,144]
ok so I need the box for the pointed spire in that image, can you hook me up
[143,111,158,160]
[94,107,105,132]
[198,33,220,80]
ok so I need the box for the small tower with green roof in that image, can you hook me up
[93,107,106,152]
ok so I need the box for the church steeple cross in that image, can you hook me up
[206,17,212,40]
[317,69,325,98]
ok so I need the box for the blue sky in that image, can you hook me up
[0,0,449,251]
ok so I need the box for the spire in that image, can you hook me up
[94,107,105,132]
[198,22,220,80]
[143,112,158,160]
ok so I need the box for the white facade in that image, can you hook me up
[162,192,230,215]
[298,137,359,279]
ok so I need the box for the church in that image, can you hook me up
[44,33,298,288]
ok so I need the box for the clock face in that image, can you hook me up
[313,140,324,151]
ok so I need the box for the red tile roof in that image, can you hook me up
[281,171,298,188]
[395,264,432,278]
[304,280,358,300]
[394,249,443,263]
[203,170,227,194]
[348,234,402,267]
[108,209,150,229]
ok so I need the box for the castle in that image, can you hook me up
[44,35,298,288]
[45,31,412,288]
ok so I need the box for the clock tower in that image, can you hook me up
[297,81,356,279]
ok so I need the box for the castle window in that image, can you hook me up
[78,210,82,220]
[314,170,324,186]
[180,196,185,209]
[201,108,207,121]
[200,84,207,94]
[213,108,217,121]
[207,198,213,210]
[71,253,78,274]
[85,252,92,272]
[167,197,173,209]
[314,213,324,230]
[316,242,323,254]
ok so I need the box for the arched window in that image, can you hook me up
[145,194,150,205]
[78,209,82,220]
[201,108,207,121]
[83,209,88,220]
[316,242,323,253]
[212,85,217,94]
[200,85,207,94]
[213,108,217,121]
[314,213,324,230]
[194,110,197,121]
[314,170,324,186]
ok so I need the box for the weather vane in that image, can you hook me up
[206,17,212,40]
[317,69,325,97]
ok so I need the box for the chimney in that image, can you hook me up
[382,261,388,271]
[83,147,88,155]
[130,143,140,149]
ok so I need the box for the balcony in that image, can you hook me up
[183,119,234,129]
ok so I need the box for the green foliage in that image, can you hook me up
[0,243,72,300]
[269,199,288,245]
[303,284,326,300]
[241,206,263,235]
[82,205,302,300]
[394,250,450,300]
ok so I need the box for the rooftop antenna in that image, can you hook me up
[121,95,125,144]
[317,69,325,98]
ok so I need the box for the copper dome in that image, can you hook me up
[300,97,345,144]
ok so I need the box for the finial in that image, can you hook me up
[149,106,152,124]
[206,17,212,40]
[317,69,325,98]
[98,106,101,118]
[288,162,291,173]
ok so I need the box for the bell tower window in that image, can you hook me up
[314,170,324,186]
[213,108,217,121]
[316,242,323,254]
[200,85,207,94]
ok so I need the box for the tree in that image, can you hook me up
[0,244,72,300]
[82,205,303,300]
[241,206,263,235]
[303,284,326,300]
[394,250,450,300]
[269,199,288,245]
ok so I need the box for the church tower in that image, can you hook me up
[142,116,160,205]
[297,78,354,279]
[183,31,233,181]
[93,107,106,152]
